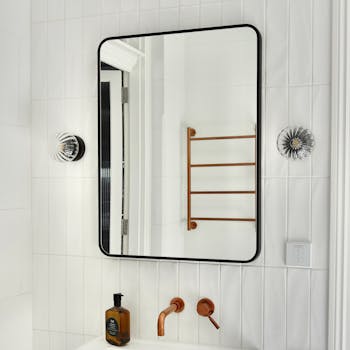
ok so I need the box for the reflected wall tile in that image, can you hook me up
[49,331,66,350]
[102,0,121,14]
[160,0,179,8]
[241,267,263,349]
[33,330,50,350]
[287,269,310,349]
[83,0,101,17]
[32,0,47,22]
[121,0,138,12]
[264,268,286,350]
[140,0,159,11]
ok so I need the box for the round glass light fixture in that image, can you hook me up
[54,132,85,162]
[277,127,315,160]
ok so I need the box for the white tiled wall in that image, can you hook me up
[0,0,32,349]
[31,0,331,349]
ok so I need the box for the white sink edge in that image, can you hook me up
[76,337,256,350]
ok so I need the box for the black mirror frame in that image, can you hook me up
[97,24,262,263]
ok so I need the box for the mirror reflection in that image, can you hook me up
[99,26,261,262]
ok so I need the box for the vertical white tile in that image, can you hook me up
[179,6,200,29]
[287,269,310,349]
[289,0,312,85]
[265,87,288,177]
[312,86,331,177]
[178,263,199,344]
[265,179,287,266]
[220,265,241,348]
[102,0,121,14]
[241,267,263,349]
[65,19,83,98]
[49,255,67,332]
[180,0,199,6]
[32,22,47,99]
[66,179,84,256]
[160,0,179,8]
[48,21,64,99]
[83,0,101,17]
[65,0,82,19]
[198,264,220,346]
[158,262,179,341]
[288,178,311,242]
[84,257,102,336]
[32,179,49,254]
[313,0,331,84]
[310,270,328,350]
[33,330,50,350]
[139,261,158,340]
[200,3,222,27]
[49,178,67,255]
[32,101,48,177]
[266,0,288,87]
[102,258,120,313]
[139,10,160,33]
[101,14,120,38]
[288,86,312,177]
[140,0,159,10]
[66,334,85,350]
[48,0,64,20]
[120,11,139,35]
[66,257,84,334]
[311,178,330,269]
[32,0,47,22]
[120,260,139,338]
[159,8,179,32]
[243,0,265,38]
[264,268,286,350]
[49,332,66,350]
[33,254,49,330]
[121,0,138,12]
[222,0,242,25]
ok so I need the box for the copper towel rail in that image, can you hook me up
[187,127,256,231]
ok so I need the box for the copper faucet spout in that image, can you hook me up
[157,297,185,337]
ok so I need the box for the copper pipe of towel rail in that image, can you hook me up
[191,217,256,222]
[191,191,256,195]
[191,135,256,141]
[187,128,196,230]
[157,298,185,337]
[191,162,255,167]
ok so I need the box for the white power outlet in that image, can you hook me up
[286,241,311,267]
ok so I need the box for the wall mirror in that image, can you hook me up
[98,25,261,263]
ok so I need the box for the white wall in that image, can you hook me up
[31,0,331,350]
[0,0,32,349]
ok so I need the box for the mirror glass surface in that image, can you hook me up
[99,25,261,262]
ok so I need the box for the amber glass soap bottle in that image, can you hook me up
[105,293,130,346]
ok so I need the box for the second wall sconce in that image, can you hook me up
[54,132,86,162]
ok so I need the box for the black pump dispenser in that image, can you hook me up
[113,293,123,307]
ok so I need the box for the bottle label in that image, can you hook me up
[106,318,119,336]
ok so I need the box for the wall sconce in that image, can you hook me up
[277,127,315,160]
[54,132,85,162]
